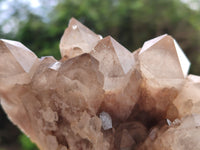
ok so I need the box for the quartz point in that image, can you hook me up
[0,18,199,150]
[60,18,101,58]
[0,39,38,91]
[139,34,190,78]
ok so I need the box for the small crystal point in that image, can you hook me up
[166,119,172,126]
[99,111,112,130]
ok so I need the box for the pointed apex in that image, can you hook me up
[68,18,96,36]
[1,39,34,54]
[68,17,80,25]
[69,17,78,23]
[68,17,83,26]
[95,36,112,45]
[96,36,111,44]
[104,35,112,39]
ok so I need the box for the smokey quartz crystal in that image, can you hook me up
[0,18,199,150]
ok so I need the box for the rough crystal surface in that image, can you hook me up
[139,115,200,150]
[0,18,199,150]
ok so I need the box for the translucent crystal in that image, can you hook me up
[90,36,138,120]
[0,39,38,90]
[0,39,38,73]
[99,111,112,130]
[137,35,191,121]
[139,34,190,78]
[0,18,199,150]
[91,36,135,78]
[60,18,101,58]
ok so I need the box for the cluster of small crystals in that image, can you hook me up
[0,18,200,150]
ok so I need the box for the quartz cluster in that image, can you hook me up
[0,18,199,150]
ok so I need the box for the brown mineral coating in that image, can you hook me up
[0,17,199,150]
